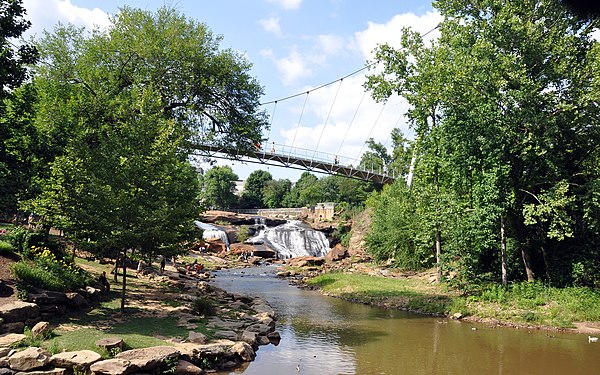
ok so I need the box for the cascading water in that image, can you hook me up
[248,220,329,259]
[193,220,230,250]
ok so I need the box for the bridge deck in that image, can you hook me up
[192,143,395,185]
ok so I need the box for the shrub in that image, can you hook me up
[10,246,93,292]
[237,225,251,243]
[192,296,216,317]
[0,240,14,254]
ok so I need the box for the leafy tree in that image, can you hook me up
[239,169,272,208]
[203,166,239,209]
[27,6,268,310]
[263,178,291,208]
[0,0,38,216]
[366,0,600,286]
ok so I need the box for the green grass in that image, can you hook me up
[308,271,600,328]
[307,272,452,314]
[0,240,14,254]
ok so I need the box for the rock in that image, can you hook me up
[26,290,68,305]
[7,347,50,372]
[89,359,132,375]
[0,322,24,335]
[256,335,270,346]
[174,359,203,375]
[239,331,257,347]
[14,368,67,374]
[266,331,281,341]
[24,317,41,328]
[286,256,325,267]
[250,302,275,318]
[187,331,207,344]
[0,302,39,324]
[95,337,124,352]
[30,321,51,339]
[50,350,102,370]
[85,286,100,298]
[230,342,255,362]
[0,368,14,375]
[0,347,14,358]
[114,346,180,372]
[65,292,88,308]
[452,312,463,320]
[251,249,276,258]
[0,280,11,297]
[326,243,348,262]
[0,333,26,347]
[214,330,238,341]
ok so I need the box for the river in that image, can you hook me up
[212,265,599,375]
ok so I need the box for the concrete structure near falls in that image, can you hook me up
[228,202,335,221]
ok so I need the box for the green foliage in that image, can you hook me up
[202,166,239,209]
[263,178,292,208]
[0,240,13,254]
[239,169,272,208]
[237,225,251,243]
[10,246,93,291]
[192,296,216,317]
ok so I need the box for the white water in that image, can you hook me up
[194,220,230,250]
[248,220,329,259]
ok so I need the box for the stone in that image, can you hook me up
[0,322,24,335]
[89,359,132,375]
[245,323,273,335]
[30,321,51,339]
[24,318,41,328]
[266,331,281,341]
[26,290,68,305]
[452,312,463,320]
[214,330,238,341]
[15,368,67,375]
[250,303,275,318]
[174,359,203,375]
[65,292,88,308]
[7,347,50,372]
[114,346,180,372]
[326,243,348,262]
[0,368,14,375]
[187,331,207,344]
[0,333,26,347]
[240,331,257,347]
[95,337,124,352]
[230,342,255,362]
[50,350,102,370]
[0,348,14,358]
[256,335,270,346]
[0,302,39,324]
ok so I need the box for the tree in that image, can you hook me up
[366,0,600,285]
[0,0,38,216]
[263,179,291,208]
[203,166,239,209]
[27,6,268,310]
[239,169,272,208]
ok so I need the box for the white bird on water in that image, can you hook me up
[589,336,598,343]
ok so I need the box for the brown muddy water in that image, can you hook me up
[213,265,600,375]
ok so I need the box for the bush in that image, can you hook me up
[192,296,215,317]
[4,227,64,257]
[0,240,14,254]
[10,246,93,292]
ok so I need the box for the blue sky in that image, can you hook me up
[22,0,442,181]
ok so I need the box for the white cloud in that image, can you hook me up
[258,17,282,36]
[267,0,302,11]
[355,11,442,60]
[23,0,111,38]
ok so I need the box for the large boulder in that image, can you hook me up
[0,333,25,347]
[7,347,50,372]
[50,350,102,371]
[30,321,51,339]
[25,290,68,305]
[0,302,39,324]
[174,359,203,375]
[89,358,132,375]
[65,292,88,308]
[114,346,180,372]
[230,342,255,362]
[326,243,348,262]
[286,256,324,267]
[0,322,24,335]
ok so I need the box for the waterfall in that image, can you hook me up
[194,220,230,250]
[248,220,329,259]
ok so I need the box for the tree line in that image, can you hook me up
[363,0,600,288]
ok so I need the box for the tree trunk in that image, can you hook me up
[521,247,535,282]
[500,216,508,286]
[121,251,127,312]
[435,225,442,283]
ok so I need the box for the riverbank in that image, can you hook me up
[279,261,600,335]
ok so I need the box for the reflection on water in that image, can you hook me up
[213,265,600,375]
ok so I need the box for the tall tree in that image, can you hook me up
[203,166,239,209]
[0,0,38,215]
[239,169,272,208]
[27,6,268,309]
[263,178,292,208]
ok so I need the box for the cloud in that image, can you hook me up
[258,17,282,36]
[354,11,442,60]
[266,0,302,11]
[22,0,111,38]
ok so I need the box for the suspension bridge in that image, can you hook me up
[192,63,409,185]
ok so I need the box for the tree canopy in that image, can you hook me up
[365,0,600,287]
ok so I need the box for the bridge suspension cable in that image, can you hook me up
[312,78,343,159]
[290,91,310,148]
[337,90,366,157]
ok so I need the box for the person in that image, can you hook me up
[99,271,110,292]
[160,257,166,274]
[136,260,144,276]
[271,141,276,153]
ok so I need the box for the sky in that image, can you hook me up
[21,0,443,181]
